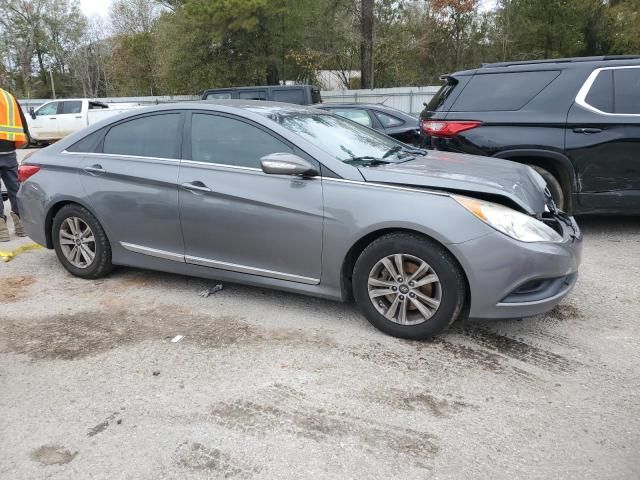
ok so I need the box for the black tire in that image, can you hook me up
[52,204,113,279]
[352,232,466,340]
[530,165,565,211]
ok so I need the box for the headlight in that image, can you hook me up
[454,196,563,243]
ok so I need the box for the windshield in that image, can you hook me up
[274,112,410,164]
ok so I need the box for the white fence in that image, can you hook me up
[19,86,440,115]
[322,86,440,115]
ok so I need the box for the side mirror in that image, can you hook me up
[29,107,36,119]
[260,153,318,177]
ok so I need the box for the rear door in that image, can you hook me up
[177,111,323,283]
[567,66,640,211]
[78,112,185,257]
[57,100,85,137]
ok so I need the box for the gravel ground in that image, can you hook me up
[1,156,639,479]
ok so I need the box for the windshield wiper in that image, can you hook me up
[343,156,392,167]
[382,145,427,161]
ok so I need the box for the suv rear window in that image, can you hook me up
[426,78,457,112]
[450,70,560,111]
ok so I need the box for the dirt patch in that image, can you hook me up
[0,275,35,303]
[367,389,472,417]
[457,326,578,374]
[209,400,438,459]
[0,306,337,361]
[30,445,77,466]
[549,304,583,321]
[175,442,258,478]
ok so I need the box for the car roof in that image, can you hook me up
[450,55,640,77]
[127,99,329,116]
[202,85,317,91]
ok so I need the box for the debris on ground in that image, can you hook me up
[0,243,43,262]
[152,370,160,376]
[199,284,224,297]
[171,335,184,343]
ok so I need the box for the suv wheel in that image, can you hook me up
[530,165,565,211]
[52,204,113,279]
[352,233,466,340]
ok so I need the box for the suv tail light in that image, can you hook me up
[18,165,41,182]
[420,120,481,138]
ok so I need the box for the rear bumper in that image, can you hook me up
[449,216,582,320]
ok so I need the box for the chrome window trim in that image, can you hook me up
[185,255,320,285]
[62,150,181,164]
[575,65,640,117]
[180,159,262,172]
[120,242,185,262]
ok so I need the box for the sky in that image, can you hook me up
[79,0,112,19]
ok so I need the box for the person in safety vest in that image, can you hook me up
[0,86,30,242]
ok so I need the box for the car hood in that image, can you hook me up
[359,151,551,215]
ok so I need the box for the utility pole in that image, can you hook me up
[49,68,56,99]
[360,0,374,89]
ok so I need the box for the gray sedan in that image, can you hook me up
[17,101,582,339]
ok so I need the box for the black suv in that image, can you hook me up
[420,56,640,214]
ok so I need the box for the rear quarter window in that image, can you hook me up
[450,70,560,111]
[272,89,305,104]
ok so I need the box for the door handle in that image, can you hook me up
[74,116,82,119]
[49,117,57,120]
[181,181,212,193]
[84,165,106,176]
[573,127,602,134]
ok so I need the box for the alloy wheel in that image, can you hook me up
[58,217,96,269]
[367,253,442,325]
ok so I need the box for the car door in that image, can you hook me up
[178,111,323,284]
[78,112,185,257]
[567,66,640,211]
[57,100,85,137]
[30,101,60,140]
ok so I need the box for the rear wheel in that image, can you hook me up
[352,233,466,340]
[530,165,565,211]
[52,204,113,279]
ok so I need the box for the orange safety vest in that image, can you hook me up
[0,88,28,148]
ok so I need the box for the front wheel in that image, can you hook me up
[52,204,113,279]
[352,233,466,340]
[530,165,565,211]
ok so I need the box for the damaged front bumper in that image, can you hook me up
[450,212,583,320]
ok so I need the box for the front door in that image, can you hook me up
[30,101,60,140]
[57,100,86,137]
[79,112,185,256]
[567,66,640,211]
[178,112,323,283]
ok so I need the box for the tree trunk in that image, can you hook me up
[360,0,374,89]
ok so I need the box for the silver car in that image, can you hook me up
[17,101,582,339]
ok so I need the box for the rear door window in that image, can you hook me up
[61,101,82,114]
[450,70,560,111]
[103,113,182,159]
[205,92,232,100]
[585,70,614,113]
[238,90,267,100]
[272,89,305,104]
[613,68,640,114]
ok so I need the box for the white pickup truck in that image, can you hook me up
[27,99,143,143]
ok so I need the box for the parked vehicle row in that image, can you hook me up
[420,55,640,215]
[17,101,582,339]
